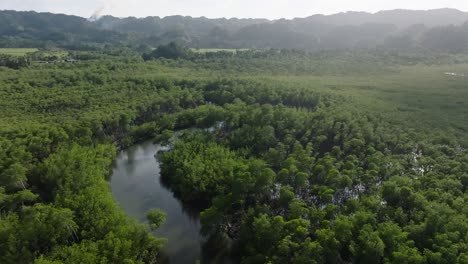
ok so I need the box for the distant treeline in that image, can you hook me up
[2,9,468,53]
[0,54,31,69]
[142,42,468,69]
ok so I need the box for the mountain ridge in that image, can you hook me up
[1,8,468,52]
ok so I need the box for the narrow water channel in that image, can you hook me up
[110,141,203,263]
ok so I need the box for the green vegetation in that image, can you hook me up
[191,48,249,53]
[30,50,69,61]
[156,51,467,263]
[0,47,467,263]
[147,209,167,231]
[0,49,71,69]
[0,48,38,56]
[2,9,468,53]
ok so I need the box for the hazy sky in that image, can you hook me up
[1,0,468,19]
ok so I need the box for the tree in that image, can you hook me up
[0,163,28,191]
[143,42,191,60]
[147,209,166,231]
[350,224,385,263]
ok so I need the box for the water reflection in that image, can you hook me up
[110,141,235,264]
[111,142,202,263]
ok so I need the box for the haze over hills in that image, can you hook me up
[297,8,468,28]
[1,8,468,52]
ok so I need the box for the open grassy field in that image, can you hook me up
[0,48,38,56]
[253,63,468,137]
[191,48,249,53]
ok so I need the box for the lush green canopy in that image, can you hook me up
[0,47,467,263]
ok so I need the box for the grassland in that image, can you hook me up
[191,48,249,53]
[0,48,38,56]
[259,63,468,137]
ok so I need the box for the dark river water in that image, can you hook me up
[110,141,234,264]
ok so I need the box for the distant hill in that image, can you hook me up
[1,8,468,52]
[298,8,468,28]
[0,10,127,49]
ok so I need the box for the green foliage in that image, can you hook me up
[147,209,166,230]
[0,48,38,56]
[0,54,31,68]
[153,51,468,263]
[143,42,192,60]
[0,47,467,263]
[160,133,238,203]
[4,10,468,54]
[350,224,385,263]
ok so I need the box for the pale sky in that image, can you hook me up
[1,0,467,19]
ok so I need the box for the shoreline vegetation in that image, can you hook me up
[0,43,467,263]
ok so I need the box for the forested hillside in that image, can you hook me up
[0,10,128,49]
[0,47,467,263]
[2,9,468,52]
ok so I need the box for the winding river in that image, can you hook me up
[110,141,234,264]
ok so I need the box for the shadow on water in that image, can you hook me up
[110,141,236,264]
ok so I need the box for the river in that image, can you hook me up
[110,141,234,264]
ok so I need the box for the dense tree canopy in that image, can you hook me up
[0,46,467,263]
